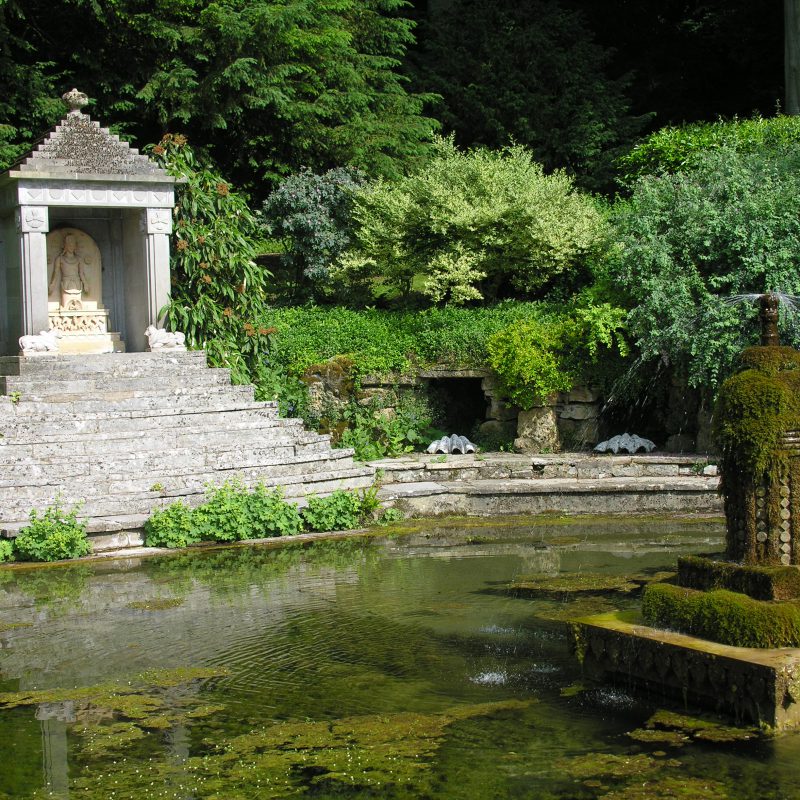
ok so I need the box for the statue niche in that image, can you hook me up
[48,229,99,313]
[45,228,123,352]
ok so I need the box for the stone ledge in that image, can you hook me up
[377,476,722,517]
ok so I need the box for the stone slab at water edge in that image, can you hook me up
[0,351,375,551]
[572,612,800,731]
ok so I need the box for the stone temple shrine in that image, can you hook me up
[0,88,175,355]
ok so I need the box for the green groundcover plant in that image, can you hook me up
[0,540,15,563]
[14,500,91,562]
[143,481,394,548]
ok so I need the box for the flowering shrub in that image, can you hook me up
[146,135,272,386]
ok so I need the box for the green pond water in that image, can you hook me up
[2,515,800,799]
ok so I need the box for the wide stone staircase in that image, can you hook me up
[0,351,375,550]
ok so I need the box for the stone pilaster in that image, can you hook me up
[142,208,172,326]
[16,205,49,336]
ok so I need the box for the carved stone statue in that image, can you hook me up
[144,325,186,351]
[49,232,89,310]
[19,329,62,355]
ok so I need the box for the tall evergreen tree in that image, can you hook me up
[0,0,437,195]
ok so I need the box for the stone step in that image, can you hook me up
[369,453,709,484]
[0,351,210,378]
[1,396,272,420]
[6,384,255,413]
[11,380,245,404]
[0,447,358,494]
[0,428,332,467]
[377,476,722,517]
[0,368,233,395]
[1,464,376,522]
[0,405,280,438]
[0,417,305,454]
[0,449,362,510]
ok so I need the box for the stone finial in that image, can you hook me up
[62,88,89,115]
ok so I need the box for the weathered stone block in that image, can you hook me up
[514,407,560,453]
[610,464,644,478]
[640,463,680,478]
[487,396,518,421]
[541,463,575,479]
[567,386,600,403]
[557,403,599,421]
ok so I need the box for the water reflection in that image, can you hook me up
[8,517,787,799]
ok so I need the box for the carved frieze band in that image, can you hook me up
[49,311,109,334]
[16,205,49,233]
[17,184,174,209]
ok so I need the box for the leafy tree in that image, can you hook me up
[0,0,437,194]
[410,0,644,191]
[610,146,800,392]
[337,137,607,304]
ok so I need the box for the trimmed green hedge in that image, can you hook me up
[642,583,800,648]
[259,302,544,378]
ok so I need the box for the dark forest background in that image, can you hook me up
[0,0,786,197]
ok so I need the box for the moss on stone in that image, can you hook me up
[127,597,184,611]
[639,710,759,743]
[538,596,619,623]
[598,775,730,800]
[642,582,800,648]
[677,555,800,600]
[507,573,641,597]
[715,365,800,483]
[715,345,800,564]
[738,345,800,376]
[626,728,688,746]
[554,752,664,780]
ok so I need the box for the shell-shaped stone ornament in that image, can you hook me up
[593,433,656,454]
[426,434,477,455]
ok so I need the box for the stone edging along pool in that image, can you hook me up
[372,452,721,519]
[0,453,722,563]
